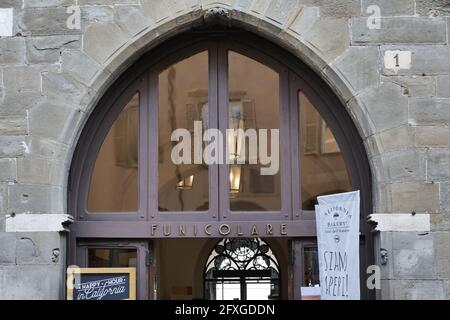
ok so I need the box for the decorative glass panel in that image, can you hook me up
[158,51,209,211]
[87,93,139,212]
[228,51,281,211]
[299,92,351,210]
[204,238,280,300]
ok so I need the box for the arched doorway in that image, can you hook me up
[204,238,281,300]
[69,28,373,300]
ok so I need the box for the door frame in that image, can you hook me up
[75,240,151,300]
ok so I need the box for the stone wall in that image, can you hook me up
[0,0,450,299]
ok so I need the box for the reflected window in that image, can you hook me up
[299,92,351,210]
[228,52,281,211]
[88,248,137,268]
[158,51,209,212]
[303,246,319,287]
[88,93,139,212]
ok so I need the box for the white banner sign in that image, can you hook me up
[315,191,360,300]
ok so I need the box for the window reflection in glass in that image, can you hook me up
[88,248,137,268]
[158,51,209,211]
[87,93,139,212]
[299,92,351,210]
[228,51,281,211]
[303,246,319,286]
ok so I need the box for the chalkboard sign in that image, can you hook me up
[67,267,136,300]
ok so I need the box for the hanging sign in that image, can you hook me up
[67,267,136,300]
[315,191,360,300]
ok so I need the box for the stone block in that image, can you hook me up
[381,45,450,76]
[18,7,81,36]
[431,213,450,231]
[392,232,436,279]
[361,0,415,16]
[434,232,450,278]
[17,156,64,186]
[332,46,379,94]
[7,184,64,214]
[0,0,24,8]
[61,50,102,84]
[0,92,45,117]
[41,72,89,107]
[81,5,114,29]
[416,0,450,16]
[445,280,450,299]
[114,5,153,37]
[379,279,392,299]
[264,0,300,26]
[366,125,414,156]
[15,232,64,265]
[374,149,426,184]
[415,126,450,148]
[79,0,139,4]
[25,137,69,161]
[391,280,444,299]
[358,83,408,133]
[303,18,349,63]
[141,0,185,23]
[0,183,6,214]
[374,231,394,280]
[287,6,319,36]
[0,38,26,65]
[0,158,16,182]
[0,264,64,299]
[390,182,439,213]
[381,76,435,98]
[360,83,408,132]
[440,182,450,212]
[436,75,450,98]
[26,34,80,64]
[2,66,42,95]
[346,95,376,138]
[29,102,82,142]
[351,17,446,45]
[0,232,16,264]
[0,136,27,158]
[297,0,360,18]
[24,0,73,7]
[409,98,450,126]
[83,22,128,64]
[427,150,450,181]
[0,117,28,135]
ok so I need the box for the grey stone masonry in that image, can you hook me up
[0,0,450,300]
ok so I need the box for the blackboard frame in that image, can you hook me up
[67,267,136,300]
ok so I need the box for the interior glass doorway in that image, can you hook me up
[204,238,280,300]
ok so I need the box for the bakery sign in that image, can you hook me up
[315,191,360,300]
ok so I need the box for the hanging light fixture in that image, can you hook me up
[176,175,194,190]
[229,165,242,194]
[228,102,245,194]
[228,102,245,162]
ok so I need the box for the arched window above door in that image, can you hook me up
[70,33,368,227]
